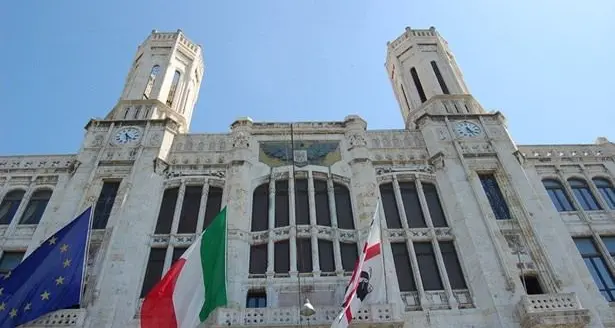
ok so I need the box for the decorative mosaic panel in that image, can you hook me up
[258,141,341,167]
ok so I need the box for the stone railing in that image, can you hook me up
[517,144,612,163]
[518,293,590,328]
[21,309,86,327]
[205,304,402,327]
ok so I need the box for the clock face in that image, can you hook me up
[114,127,141,145]
[454,121,481,137]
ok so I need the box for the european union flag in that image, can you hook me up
[0,207,91,328]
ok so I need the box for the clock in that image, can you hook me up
[114,127,142,145]
[454,121,481,137]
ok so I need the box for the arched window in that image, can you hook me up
[380,183,402,228]
[0,190,25,225]
[19,189,53,224]
[143,65,160,99]
[334,182,354,229]
[248,176,356,277]
[251,184,269,232]
[542,179,575,212]
[568,178,601,211]
[593,178,615,209]
[166,70,181,107]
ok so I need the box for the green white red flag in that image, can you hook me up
[141,208,228,328]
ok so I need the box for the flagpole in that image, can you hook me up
[80,204,95,307]
[376,199,389,304]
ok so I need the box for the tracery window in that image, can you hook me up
[19,189,52,225]
[143,65,160,99]
[249,172,355,277]
[593,178,615,210]
[569,178,601,211]
[542,179,575,212]
[141,180,224,297]
[380,177,470,310]
[0,190,25,225]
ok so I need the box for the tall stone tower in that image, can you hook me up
[385,26,477,128]
[105,29,204,132]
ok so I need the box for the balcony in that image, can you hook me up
[21,309,86,327]
[518,293,590,328]
[205,304,403,328]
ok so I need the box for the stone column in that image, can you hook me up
[226,117,253,308]
[343,115,402,310]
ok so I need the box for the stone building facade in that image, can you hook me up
[1,27,614,327]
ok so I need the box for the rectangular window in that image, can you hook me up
[93,181,121,229]
[601,236,615,261]
[249,244,267,275]
[479,174,511,220]
[297,238,312,273]
[246,290,267,308]
[274,240,290,274]
[140,248,166,297]
[399,83,412,111]
[318,240,335,273]
[314,180,331,226]
[177,186,202,233]
[155,188,179,234]
[574,237,615,301]
[295,180,310,225]
[521,275,544,295]
[171,247,187,265]
[275,181,289,227]
[414,242,443,290]
[422,183,448,227]
[439,242,466,289]
[410,67,427,103]
[203,187,223,230]
[380,184,402,229]
[399,182,426,228]
[431,61,450,94]
[340,242,358,272]
[391,243,416,292]
[0,251,24,274]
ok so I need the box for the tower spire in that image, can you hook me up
[386,27,481,127]
[106,29,204,133]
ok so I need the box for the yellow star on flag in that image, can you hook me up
[55,276,65,285]
[9,308,17,318]
[3,271,11,279]
[24,303,31,311]
[60,244,69,253]
[63,259,71,268]
[41,290,50,300]
[0,302,5,311]
[49,236,57,245]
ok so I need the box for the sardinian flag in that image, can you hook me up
[331,204,385,328]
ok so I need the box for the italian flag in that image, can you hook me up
[141,208,228,328]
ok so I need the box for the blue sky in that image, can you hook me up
[1,0,614,155]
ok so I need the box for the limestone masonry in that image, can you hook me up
[1,27,614,327]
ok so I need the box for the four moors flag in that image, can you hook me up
[141,208,228,328]
[331,203,385,328]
